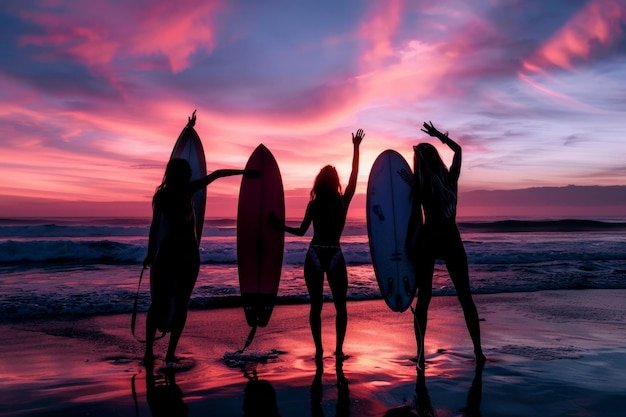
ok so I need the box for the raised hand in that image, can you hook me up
[188,109,197,127]
[352,128,365,146]
[421,121,448,141]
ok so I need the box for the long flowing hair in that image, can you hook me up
[153,158,192,208]
[412,143,456,219]
[310,165,342,201]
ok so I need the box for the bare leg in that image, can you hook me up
[164,256,199,363]
[145,264,164,365]
[144,305,157,365]
[413,256,435,368]
[165,306,187,362]
[446,244,485,363]
[304,254,325,361]
[327,255,348,357]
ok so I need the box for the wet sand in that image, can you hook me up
[1,289,625,416]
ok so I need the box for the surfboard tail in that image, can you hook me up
[242,293,277,328]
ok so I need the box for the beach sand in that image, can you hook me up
[1,289,625,416]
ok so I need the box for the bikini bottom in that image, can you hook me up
[307,244,343,273]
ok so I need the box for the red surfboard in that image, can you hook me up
[236,144,284,328]
[170,111,207,243]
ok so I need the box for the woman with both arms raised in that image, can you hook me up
[407,121,485,370]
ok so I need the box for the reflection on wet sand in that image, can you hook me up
[460,362,484,416]
[144,368,189,417]
[384,362,484,417]
[243,376,281,417]
[311,358,350,417]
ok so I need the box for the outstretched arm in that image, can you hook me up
[191,169,259,191]
[342,128,365,207]
[268,202,312,237]
[421,121,461,179]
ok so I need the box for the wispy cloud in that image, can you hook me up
[0,0,625,217]
[16,0,225,72]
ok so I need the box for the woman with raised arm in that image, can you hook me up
[407,121,485,369]
[143,158,257,366]
[270,129,364,364]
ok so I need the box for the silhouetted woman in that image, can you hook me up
[407,122,485,368]
[270,129,364,362]
[143,158,255,365]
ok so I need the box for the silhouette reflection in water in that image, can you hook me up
[243,378,281,417]
[459,362,484,417]
[144,369,189,417]
[384,362,484,417]
[311,358,350,417]
[239,364,281,417]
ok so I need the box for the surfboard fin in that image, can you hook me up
[403,276,412,296]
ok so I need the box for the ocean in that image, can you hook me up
[0,216,625,323]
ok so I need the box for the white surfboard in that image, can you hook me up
[170,111,207,243]
[366,150,416,312]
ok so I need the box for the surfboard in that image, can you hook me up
[237,144,285,328]
[366,149,416,312]
[170,110,207,243]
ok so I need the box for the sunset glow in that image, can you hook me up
[1,0,625,218]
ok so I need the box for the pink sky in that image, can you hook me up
[0,0,625,218]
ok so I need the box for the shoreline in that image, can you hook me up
[3,284,624,325]
[1,289,625,416]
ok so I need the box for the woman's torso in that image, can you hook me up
[310,195,346,246]
[415,175,462,257]
[154,186,197,247]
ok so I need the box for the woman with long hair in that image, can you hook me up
[270,129,364,363]
[407,121,485,369]
[143,158,256,365]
